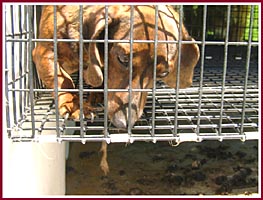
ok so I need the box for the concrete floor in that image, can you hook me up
[66,140,258,196]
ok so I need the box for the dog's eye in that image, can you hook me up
[117,54,129,68]
[157,71,169,78]
[156,60,170,78]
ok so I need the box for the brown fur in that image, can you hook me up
[33,5,200,174]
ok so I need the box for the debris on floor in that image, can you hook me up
[66,140,258,195]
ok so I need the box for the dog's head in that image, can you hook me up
[86,6,200,128]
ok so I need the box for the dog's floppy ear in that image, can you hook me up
[163,36,200,89]
[84,16,113,87]
[178,37,200,88]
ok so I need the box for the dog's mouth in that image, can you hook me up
[110,104,139,129]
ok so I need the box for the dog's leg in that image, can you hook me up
[100,141,109,175]
[33,45,81,119]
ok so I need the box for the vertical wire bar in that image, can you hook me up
[128,6,134,137]
[53,5,60,138]
[28,5,36,138]
[32,7,41,97]
[173,5,183,137]
[32,6,42,93]
[78,6,85,138]
[10,5,17,125]
[23,6,29,107]
[103,6,109,138]
[218,5,231,136]
[196,5,207,137]
[151,5,159,140]
[18,5,23,121]
[24,5,30,107]
[240,5,255,136]
[5,5,11,137]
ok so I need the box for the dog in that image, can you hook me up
[32,5,200,174]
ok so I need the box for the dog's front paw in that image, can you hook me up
[69,106,101,120]
[58,92,104,120]
[58,93,79,119]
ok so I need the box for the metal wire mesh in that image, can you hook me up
[7,64,258,142]
[4,4,259,143]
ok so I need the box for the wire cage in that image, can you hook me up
[4,4,259,144]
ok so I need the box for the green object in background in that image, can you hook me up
[244,5,258,41]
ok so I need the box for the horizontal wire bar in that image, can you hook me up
[5,38,260,46]
[7,86,259,93]
[11,133,258,143]
[5,5,259,143]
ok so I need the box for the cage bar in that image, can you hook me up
[4,5,259,144]
[151,5,159,139]
[28,6,36,138]
[218,5,231,136]
[103,6,110,140]
[173,5,184,137]
[240,5,255,135]
[128,6,135,137]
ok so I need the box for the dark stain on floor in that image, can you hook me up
[66,140,258,195]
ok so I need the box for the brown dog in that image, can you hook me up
[33,5,199,174]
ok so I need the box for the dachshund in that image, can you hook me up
[32,5,200,174]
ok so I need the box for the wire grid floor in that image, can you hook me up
[9,64,259,143]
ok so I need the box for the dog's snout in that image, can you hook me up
[112,112,127,129]
[111,106,138,129]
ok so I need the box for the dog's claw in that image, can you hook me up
[64,112,70,120]
[58,101,104,122]
[90,112,95,122]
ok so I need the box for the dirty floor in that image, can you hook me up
[66,140,258,196]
